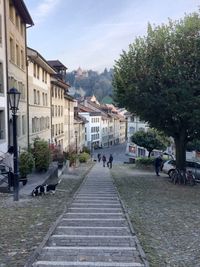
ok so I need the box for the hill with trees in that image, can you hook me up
[66,68,114,103]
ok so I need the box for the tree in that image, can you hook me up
[113,12,200,170]
[131,130,167,158]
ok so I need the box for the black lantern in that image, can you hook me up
[7,87,21,201]
[7,87,20,114]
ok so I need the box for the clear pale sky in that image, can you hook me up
[25,0,199,72]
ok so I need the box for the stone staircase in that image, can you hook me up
[31,164,147,267]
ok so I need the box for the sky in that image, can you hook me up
[25,0,199,73]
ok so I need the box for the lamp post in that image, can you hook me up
[7,88,21,201]
[75,130,78,154]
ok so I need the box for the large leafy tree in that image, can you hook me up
[131,130,168,158]
[113,12,200,169]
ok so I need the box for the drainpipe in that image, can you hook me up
[25,25,33,149]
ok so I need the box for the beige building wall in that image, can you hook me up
[27,48,55,145]
[5,0,33,150]
[0,0,8,154]
[51,81,66,150]
[64,95,74,152]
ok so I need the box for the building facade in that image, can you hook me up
[5,0,33,150]
[27,47,56,146]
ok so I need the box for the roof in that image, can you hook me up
[27,47,56,74]
[13,0,34,26]
[47,60,67,70]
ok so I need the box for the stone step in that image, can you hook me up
[75,197,119,200]
[33,260,145,267]
[59,219,127,227]
[55,226,131,236]
[72,200,120,204]
[68,208,122,213]
[63,213,124,219]
[36,246,143,264]
[48,235,136,247]
[71,204,121,208]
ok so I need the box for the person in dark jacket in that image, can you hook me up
[102,155,106,167]
[154,155,163,176]
[97,153,101,162]
[108,154,113,169]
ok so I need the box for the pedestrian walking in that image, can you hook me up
[154,155,163,176]
[108,154,113,169]
[102,155,106,167]
[97,153,101,162]
[3,146,14,189]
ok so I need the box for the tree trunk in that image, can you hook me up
[148,150,152,158]
[174,135,186,170]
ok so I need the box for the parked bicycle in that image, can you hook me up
[169,168,196,185]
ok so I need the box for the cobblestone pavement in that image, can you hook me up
[111,164,200,267]
[0,162,94,267]
[28,162,148,267]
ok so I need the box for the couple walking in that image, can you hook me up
[102,154,113,169]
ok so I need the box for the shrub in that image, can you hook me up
[136,157,155,166]
[68,153,77,166]
[79,152,90,163]
[82,146,91,154]
[19,151,34,178]
[33,139,51,172]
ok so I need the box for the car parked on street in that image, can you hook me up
[162,160,200,180]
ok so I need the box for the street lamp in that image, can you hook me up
[7,87,21,201]
[75,130,78,154]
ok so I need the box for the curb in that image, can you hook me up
[24,162,95,267]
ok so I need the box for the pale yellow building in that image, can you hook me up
[48,60,70,151]
[5,0,33,150]
[64,94,75,152]
[27,47,56,145]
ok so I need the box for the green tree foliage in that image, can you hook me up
[19,151,34,178]
[66,68,114,102]
[131,130,168,157]
[33,139,51,172]
[113,12,200,169]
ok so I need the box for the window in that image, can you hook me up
[37,91,40,104]
[20,49,24,69]
[33,63,36,77]
[16,44,20,66]
[9,1,14,22]
[22,115,26,135]
[45,94,48,106]
[15,12,19,30]
[10,37,14,62]
[37,65,40,79]
[33,89,37,104]
[42,92,45,106]
[52,125,54,136]
[52,105,54,117]
[20,19,24,37]
[0,62,4,93]
[51,87,54,97]
[42,69,44,82]
[0,110,5,139]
